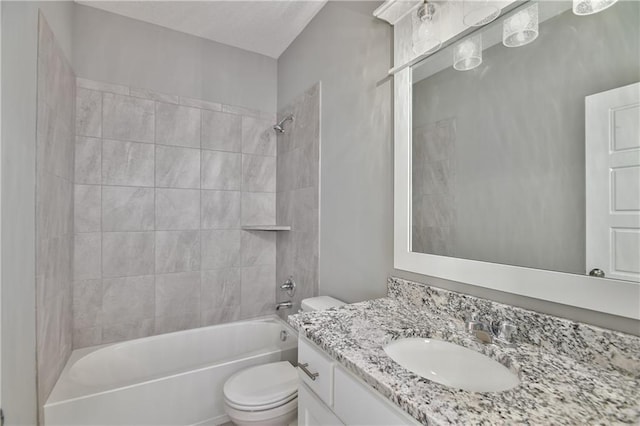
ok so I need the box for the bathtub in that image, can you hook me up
[45,316,297,426]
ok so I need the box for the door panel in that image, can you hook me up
[586,82,640,282]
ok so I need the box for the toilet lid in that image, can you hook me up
[223,361,298,409]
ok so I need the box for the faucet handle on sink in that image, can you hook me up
[495,321,517,347]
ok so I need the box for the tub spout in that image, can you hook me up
[276,301,292,310]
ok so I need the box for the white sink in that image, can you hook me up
[383,338,519,392]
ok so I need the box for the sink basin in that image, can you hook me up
[383,338,519,392]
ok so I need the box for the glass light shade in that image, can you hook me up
[412,3,442,55]
[503,4,539,48]
[453,34,482,71]
[573,0,618,15]
[463,0,501,27]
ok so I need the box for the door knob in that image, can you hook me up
[589,268,605,278]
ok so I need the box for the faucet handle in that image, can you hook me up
[495,321,517,346]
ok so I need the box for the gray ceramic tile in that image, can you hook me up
[155,102,200,148]
[102,139,155,187]
[155,271,200,318]
[155,230,201,273]
[241,231,276,267]
[242,154,276,192]
[77,78,129,95]
[201,110,241,152]
[102,186,155,231]
[242,116,276,156]
[102,319,155,344]
[201,230,241,269]
[74,233,101,281]
[102,232,155,278]
[37,235,72,304]
[37,100,74,181]
[276,191,294,227]
[73,327,102,348]
[75,185,101,233]
[155,189,200,230]
[73,279,102,329]
[200,306,241,327]
[76,88,101,137]
[201,150,241,190]
[155,145,200,189]
[201,190,241,229]
[37,173,72,239]
[201,268,241,311]
[241,265,275,318]
[241,192,275,225]
[75,136,101,185]
[293,187,319,233]
[102,93,155,143]
[102,275,155,325]
[155,313,200,335]
[179,96,222,111]
[130,87,178,104]
[276,149,296,193]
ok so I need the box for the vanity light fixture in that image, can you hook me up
[413,0,442,55]
[503,3,539,48]
[453,33,482,71]
[573,0,618,15]
[463,0,501,27]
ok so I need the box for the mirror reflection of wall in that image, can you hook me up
[411,1,639,280]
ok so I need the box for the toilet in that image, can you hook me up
[223,296,345,426]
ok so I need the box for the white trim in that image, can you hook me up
[393,62,640,320]
[373,0,421,25]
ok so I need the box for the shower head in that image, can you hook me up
[273,114,294,133]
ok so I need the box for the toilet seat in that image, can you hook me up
[223,361,298,411]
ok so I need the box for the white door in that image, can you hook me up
[586,82,640,282]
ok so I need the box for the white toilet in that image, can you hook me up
[223,296,345,426]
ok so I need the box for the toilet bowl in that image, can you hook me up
[223,361,298,426]
[223,296,345,426]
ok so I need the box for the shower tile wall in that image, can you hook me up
[73,77,277,348]
[36,14,76,406]
[276,83,321,316]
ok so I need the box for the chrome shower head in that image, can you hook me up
[273,114,294,133]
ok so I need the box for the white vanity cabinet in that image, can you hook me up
[297,337,419,426]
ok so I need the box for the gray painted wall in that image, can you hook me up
[278,1,394,303]
[73,4,277,113]
[1,2,74,424]
[411,2,640,275]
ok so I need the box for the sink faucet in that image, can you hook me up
[466,314,517,347]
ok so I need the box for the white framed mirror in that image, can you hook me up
[394,0,640,319]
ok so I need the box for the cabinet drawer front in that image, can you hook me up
[333,366,417,426]
[298,383,344,426]
[298,337,335,406]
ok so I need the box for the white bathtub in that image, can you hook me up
[45,316,298,426]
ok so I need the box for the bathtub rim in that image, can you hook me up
[46,315,298,407]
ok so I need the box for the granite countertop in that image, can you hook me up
[288,280,640,425]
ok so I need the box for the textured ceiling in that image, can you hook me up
[77,1,327,58]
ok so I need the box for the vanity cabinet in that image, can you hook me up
[297,337,419,426]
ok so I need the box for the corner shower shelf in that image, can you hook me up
[241,225,291,231]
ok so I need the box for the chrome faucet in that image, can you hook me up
[466,314,517,347]
[276,301,292,310]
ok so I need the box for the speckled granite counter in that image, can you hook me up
[288,278,640,425]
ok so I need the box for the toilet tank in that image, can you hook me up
[301,296,345,312]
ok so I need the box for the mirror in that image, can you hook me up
[411,1,639,282]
